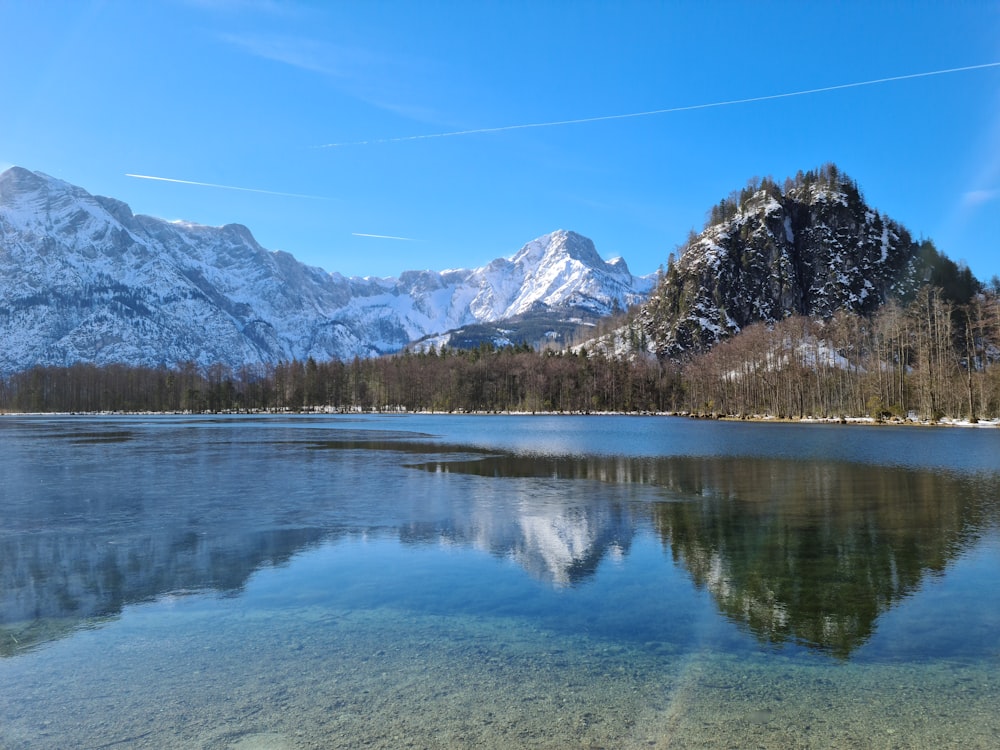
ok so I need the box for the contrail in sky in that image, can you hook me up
[125,173,329,200]
[352,232,418,241]
[317,61,1000,148]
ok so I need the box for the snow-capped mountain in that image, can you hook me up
[0,167,652,373]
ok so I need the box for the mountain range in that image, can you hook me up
[0,167,653,374]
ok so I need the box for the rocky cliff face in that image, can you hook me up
[0,167,652,373]
[641,166,924,358]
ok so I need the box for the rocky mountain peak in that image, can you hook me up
[0,165,43,192]
[639,165,924,359]
[511,229,605,269]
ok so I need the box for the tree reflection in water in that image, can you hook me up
[414,451,993,658]
[4,418,995,662]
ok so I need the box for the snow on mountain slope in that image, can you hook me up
[636,167,924,359]
[472,230,649,319]
[0,167,653,373]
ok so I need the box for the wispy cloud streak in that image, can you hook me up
[126,173,329,200]
[962,189,999,208]
[352,232,418,241]
[318,61,1000,148]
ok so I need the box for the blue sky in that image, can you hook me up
[3,1,1000,282]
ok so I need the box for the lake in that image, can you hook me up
[1,414,998,749]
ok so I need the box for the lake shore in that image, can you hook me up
[3,407,999,428]
[712,413,1000,428]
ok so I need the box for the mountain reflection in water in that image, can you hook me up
[2,419,996,661]
[409,452,993,658]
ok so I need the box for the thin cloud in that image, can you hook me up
[962,189,999,208]
[318,61,1000,148]
[352,232,419,241]
[183,0,290,13]
[221,32,441,123]
[220,33,366,79]
[125,173,330,200]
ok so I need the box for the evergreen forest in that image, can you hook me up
[3,282,1000,422]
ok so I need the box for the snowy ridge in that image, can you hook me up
[0,167,653,372]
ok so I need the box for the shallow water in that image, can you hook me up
[1,414,998,748]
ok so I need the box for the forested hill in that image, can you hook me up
[638,164,978,358]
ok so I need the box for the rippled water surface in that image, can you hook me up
[1,414,998,748]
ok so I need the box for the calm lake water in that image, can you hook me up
[1,414,998,749]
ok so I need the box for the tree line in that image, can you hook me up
[0,343,681,415]
[682,287,1000,421]
[2,287,999,421]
